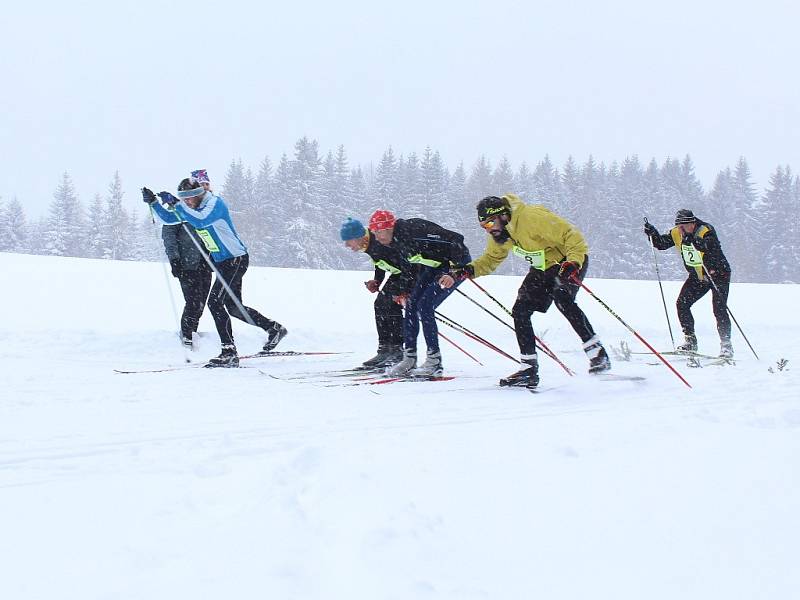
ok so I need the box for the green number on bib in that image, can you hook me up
[512,246,546,270]
[196,229,220,253]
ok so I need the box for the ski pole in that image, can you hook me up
[436,331,483,366]
[569,275,692,388]
[701,266,759,360]
[645,216,676,350]
[465,278,575,376]
[154,203,262,331]
[150,205,192,363]
[436,311,520,363]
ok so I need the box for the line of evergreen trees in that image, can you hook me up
[1,137,798,283]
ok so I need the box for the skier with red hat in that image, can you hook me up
[340,217,416,369]
[368,210,471,377]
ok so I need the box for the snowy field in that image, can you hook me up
[1,252,798,599]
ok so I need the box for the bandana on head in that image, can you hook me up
[190,169,210,185]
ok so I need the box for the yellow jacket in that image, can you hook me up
[470,194,589,277]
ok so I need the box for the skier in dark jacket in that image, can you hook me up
[644,209,733,357]
[369,210,471,377]
[340,218,416,368]
[161,221,212,348]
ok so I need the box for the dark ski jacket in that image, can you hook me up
[649,219,731,280]
[390,218,470,269]
[161,223,209,271]
[365,232,416,292]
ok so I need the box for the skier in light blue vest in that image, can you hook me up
[143,178,287,367]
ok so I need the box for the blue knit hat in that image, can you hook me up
[340,218,367,241]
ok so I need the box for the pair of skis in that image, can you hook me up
[113,351,344,374]
[632,350,735,368]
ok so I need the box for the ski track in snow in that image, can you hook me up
[1,254,799,599]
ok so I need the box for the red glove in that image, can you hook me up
[558,261,580,283]
[364,280,380,293]
[392,293,409,307]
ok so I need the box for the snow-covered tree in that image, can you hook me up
[1,197,28,253]
[42,172,87,257]
[104,171,131,260]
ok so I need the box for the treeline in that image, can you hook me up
[1,137,798,283]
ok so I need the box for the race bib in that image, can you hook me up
[196,229,220,253]
[681,243,703,267]
[512,246,546,270]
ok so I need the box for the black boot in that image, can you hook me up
[677,333,698,353]
[362,344,403,369]
[206,344,239,368]
[588,347,611,373]
[362,344,390,368]
[500,357,539,388]
[262,322,288,352]
[584,336,611,373]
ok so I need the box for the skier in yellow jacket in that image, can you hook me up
[440,194,610,388]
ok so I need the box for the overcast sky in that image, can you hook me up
[2,0,798,217]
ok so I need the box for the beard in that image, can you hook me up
[490,227,510,244]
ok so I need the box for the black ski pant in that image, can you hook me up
[512,257,596,357]
[177,265,212,339]
[676,271,731,341]
[374,276,405,348]
[208,254,276,346]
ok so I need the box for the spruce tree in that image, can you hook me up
[43,172,87,257]
[104,171,131,260]
[2,197,28,253]
[374,147,399,212]
[492,156,515,197]
[420,146,447,225]
[87,193,107,259]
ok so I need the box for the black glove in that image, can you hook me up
[644,222,658,237]
[158,191,180,206]
[169,259,182,278]
[141,187,157,204]
[558,261,580,283]
[450,264,475,280]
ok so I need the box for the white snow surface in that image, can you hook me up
[1,253,798,599]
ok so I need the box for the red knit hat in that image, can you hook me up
[369,209,396,231]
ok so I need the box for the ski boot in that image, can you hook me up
[206,344,239,368]
[584,336,611,373]
[720,339,734,360]
[410,350,443,377]
[387,348,417,376]
[500,357,539,389]
[180,333,194,350]
[361,344,402,369]
[262,322,288,353]
[677,333,698,354]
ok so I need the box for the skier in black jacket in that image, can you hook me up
[369,210,471,376]
[161,220,212,348]
[644,209,733,357]
[341,218,416,368]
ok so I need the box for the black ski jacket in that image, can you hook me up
[365,232,416,292]
[161,223,209,270]
[649,218,731,279]
[390,218,470,269]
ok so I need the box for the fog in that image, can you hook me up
[2,0,798,215]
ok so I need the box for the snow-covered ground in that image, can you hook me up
[1,253,798,599]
